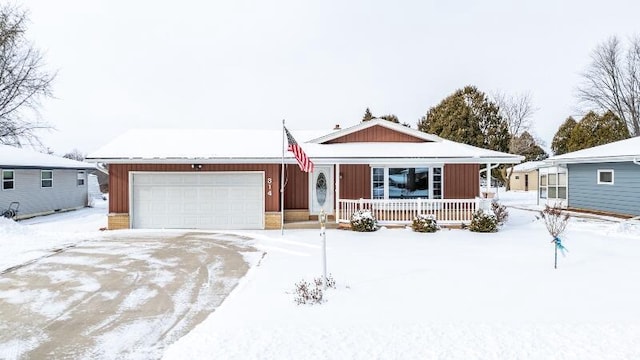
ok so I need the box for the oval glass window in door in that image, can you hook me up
[316,172,327,206]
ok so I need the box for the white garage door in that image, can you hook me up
[131,172,264,229]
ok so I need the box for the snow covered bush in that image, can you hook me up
[468,210,498,233]
[491,201,509,225]
[411,214,439,233]
[350,209,377,232]
[294,274,336,305]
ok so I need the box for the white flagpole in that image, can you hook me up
[281,119,285,235]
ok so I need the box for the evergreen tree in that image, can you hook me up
[379,114,399,123]
[551,117,577,155]
[567,111,630,152]
[511,131,548,161]
[417,86,510,152]
[362,107,374,122]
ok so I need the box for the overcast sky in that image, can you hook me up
[25,0,640,155]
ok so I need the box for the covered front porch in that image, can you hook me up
[282,162,499,227]
[337,198,486,226]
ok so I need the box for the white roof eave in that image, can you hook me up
[546,155,640,165]
[87,156,523,165]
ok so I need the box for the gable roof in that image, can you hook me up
[87,125,524,165]
[547,136,640,164]
[309,119,441,144]
[0,144,96,170]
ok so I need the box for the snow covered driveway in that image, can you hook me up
[0,231,259,359]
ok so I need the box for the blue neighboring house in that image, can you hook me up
[546,136,640,217]
[1,144,96,219]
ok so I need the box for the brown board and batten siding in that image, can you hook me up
[324,125,426,144]
[339,164,371,199]
[444,164,480,199]
[109,164,280,213]
[284,164,309,210]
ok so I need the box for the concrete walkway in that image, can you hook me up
[0,232,258,360]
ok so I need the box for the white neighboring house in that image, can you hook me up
[1,145,96,219]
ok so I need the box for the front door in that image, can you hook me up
[309,165,334,215]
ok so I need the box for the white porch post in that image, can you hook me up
[485,163,491,196]
[335,163,340,223]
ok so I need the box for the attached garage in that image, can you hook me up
[130,172,264,229]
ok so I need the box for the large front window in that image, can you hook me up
[372,166,442,199]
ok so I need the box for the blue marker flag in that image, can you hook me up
[553,237,568,256]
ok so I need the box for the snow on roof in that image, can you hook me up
[309,119,442,143]
[508,161,547,172]
[87,129,327,160]
[87,126,524,164]
[547,136,640,164]
[0,144,96,169]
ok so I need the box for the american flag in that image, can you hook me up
[284,126,314,173]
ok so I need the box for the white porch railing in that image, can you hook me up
[338,198,485,225]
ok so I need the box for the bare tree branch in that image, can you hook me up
[577,35,640,136]
[0,5,54,147]
[492,90,536,140]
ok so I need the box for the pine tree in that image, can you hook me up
[379,114,399,123]
[567,111,630,152]
[511,132,548,161]
[551,117,577,155]
[362,108,374,122]
[417,86,509,152]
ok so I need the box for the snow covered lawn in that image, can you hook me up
[2,192,640,359]
[164,194,640,360]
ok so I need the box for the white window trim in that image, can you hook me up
[597,169,614,185]
[370,165,443,200]
[41,170,53,188]
[77,170,86,186]
[2,169,15,191]
[539,171,568,200]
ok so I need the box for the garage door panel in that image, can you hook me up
[132,172,264,229]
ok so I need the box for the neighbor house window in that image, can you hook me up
[41,170,53,188]
[539,174,547,198]
[371,166,442,199]
[2,170,14,190]
[597,169,614,185]
[77,171,85,186]
[539,170,566,200]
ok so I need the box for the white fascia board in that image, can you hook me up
[90,156,523,165]
[546,156,638,165]
[86,157,294,164]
